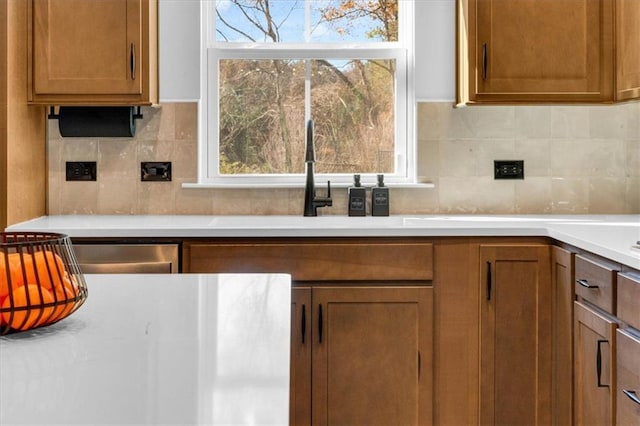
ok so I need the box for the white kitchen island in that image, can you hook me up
[0,273,292,425]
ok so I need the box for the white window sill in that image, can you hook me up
[181,182,435,189]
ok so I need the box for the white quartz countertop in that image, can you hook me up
[0,273,292,425]
[6,214,640,269]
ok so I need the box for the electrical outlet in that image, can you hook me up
[66,161,97,181]
[494,160,524,180]
[141,162,172,181]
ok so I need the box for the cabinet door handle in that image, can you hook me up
[486,261,492,301]
[623,390,640,405]
[482,43,488,81]
[418,351,421,378]
[577,279,598,289]
[130,43,136,80]
[301,304,306,344]
[596,339,609,388]
[318,304,323,344]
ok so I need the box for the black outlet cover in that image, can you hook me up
[66,161,97,181]
[141,162,172,181]
[494,160,524,180]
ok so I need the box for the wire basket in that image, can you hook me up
[0,232,88,335]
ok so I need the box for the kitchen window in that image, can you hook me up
[198,0,415,186]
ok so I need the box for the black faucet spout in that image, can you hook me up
[303,120,332,216]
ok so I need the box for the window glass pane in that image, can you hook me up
[219,59,305,174]
[218,58,395,175]
[216,0,306,42]
[311,59,395,174]
[311,0,398,43]
[215,0,398,43]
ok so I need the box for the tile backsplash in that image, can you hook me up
[48,102,640,215]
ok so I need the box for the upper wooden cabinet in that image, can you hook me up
[616,0,640,101]
[28,0,158,105]
[457,0,639,103]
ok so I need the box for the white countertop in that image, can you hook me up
[6,214,640,269]
[0,273,292,425]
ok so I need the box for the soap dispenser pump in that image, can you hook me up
[348,174,366,216]
[371,174,389,216]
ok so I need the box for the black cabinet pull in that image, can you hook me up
[130,43,136,80]
[596,339,609,388]
[487,261,492,301]
[318,304,323,343]
[418,351,421,378]
[623,390,640,405]
[482,43,488,81]
[301,304,306,344]
[577,279,598,289]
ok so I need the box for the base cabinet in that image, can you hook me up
[616,329,640,425]
[552,246,575,425]
[574,301,618,425]
[479,244,552,425]
[291,286,433,426]
[183,239,434,426]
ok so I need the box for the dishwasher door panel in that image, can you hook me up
[73,244,180,274]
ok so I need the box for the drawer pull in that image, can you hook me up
[130,43,136,80]
[301,304,306,344]
[596,339,609,388]
[482,43,488,81]
[486,261,492,301]
[318,304,323,344]
[577,279,599,289]
[623,390,640,405]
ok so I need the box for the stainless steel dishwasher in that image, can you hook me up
[72,243,180,273]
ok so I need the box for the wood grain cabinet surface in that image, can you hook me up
[575,254,620,315]
[617,274,640,330]
[458,0,639,103]
[574,301,618,426]
[616,329,640,425]
[552,246,575,426]
[184,238,434,426]
[309,286,432,425]
[616,0,640,101]
[292,286,434,426]
[479,244,552,425]
[28,0,157,105]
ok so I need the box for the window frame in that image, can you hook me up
[197,0,416,187]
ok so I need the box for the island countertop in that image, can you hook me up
[0,273,292,426]
[5,214,640,269]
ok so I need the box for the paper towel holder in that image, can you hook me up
[48,106,144,137]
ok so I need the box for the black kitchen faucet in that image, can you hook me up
[303,119,332,216]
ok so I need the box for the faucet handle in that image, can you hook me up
[326,180,331,199]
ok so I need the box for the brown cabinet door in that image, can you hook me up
[552,246,575,426]
[574,301,617,426]
[469,0,614,102]
[616,0,640,101]
[311,286,432,426]
[290,287,312,426]
[31,0,144,98]
[616,329,640,425]
[479,244,552,425]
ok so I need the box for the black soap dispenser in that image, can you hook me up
[371,174,389,216]
[348,174,366,216]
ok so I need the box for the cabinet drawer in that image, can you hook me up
[186,241,433,281]
[616,329,640,425]
[575,255,618,314]
[618,274,640,330]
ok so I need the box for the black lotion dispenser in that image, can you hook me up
[348,174,366,216]
[371,174,389,216]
